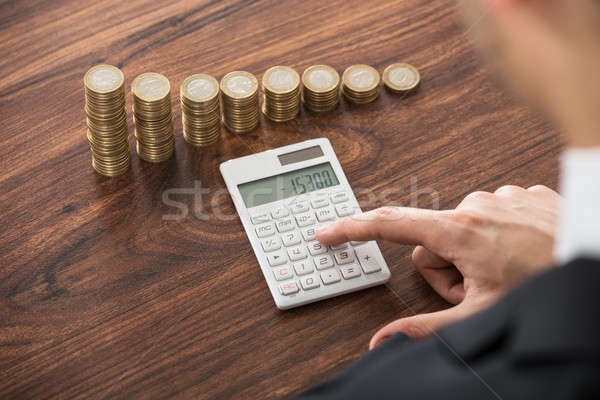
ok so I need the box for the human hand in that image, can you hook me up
[316,185,561,348]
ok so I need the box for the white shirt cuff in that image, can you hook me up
[555,148,600,263]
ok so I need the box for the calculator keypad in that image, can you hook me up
[251,195,384,297]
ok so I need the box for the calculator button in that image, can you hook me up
[308,242,327,255]
[261,237,281,252]
[351,241,366,246]
[316,207,335,222]
[355,246,382,274]
[340,264,361,279]
[300,276,320,290]
[267,251,287,266]
[280,281,299,295]
[256,222,276,238]
[295,212,315,227]
[276,217,295,232]
[313,254,334,270]
[293,261,314,276]
[271,207,290,219]
[335,203,355,217]
[330,243,348,250]
[288,245,307,261]
[311,198,329,209]
[250,211,270,225]
[331,192,348,204]
[282,231,302,247]
[290,201,310,214]
[334,249,355,265]
[273,266,293,281]
[301,226,317,241]
[320,269,341,285]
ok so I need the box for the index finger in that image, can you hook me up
[315,207,452,250]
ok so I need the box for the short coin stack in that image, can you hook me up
[131,72,175,162]
[180,74,221,146]
[341,64,380,104]
[301,65,340,112]
[84,64,130,177]
[262,66,301,122]
[382,63,420,93]
[220,71,260,134]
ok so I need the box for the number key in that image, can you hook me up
[288,245,307,261]
[334,249,355,265]
[308,241,327,255]
[282,231,302,247]
[313,254,334,270]
[301,226,317,241]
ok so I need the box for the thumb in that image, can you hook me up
[369,302,473,349]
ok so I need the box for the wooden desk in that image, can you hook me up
[0,0,562,398]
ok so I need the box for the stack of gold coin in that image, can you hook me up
[301,65,340,112]
[341,64,380,104]
[382,63,420,93]
[180,74,221,146]
[131,72,175,162]
[84,64,130,177]
[262,66,300,122]
[220,71,259,134]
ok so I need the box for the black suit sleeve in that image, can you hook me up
[293,258,600,400]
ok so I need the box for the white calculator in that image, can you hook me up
[220,138,390,309]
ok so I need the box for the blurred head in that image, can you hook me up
[456,0,600,146]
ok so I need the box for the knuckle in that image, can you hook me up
[464,191,492,202]
[527,184,550,193]
[494,185,524,195]
[448,209,486,230]
[372,206,398,223]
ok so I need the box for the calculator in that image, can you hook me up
[220,138,390,309]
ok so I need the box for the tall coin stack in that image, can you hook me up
[84,64,130,177]
[180,74,221,146]
[341,64,380,104]
[301,65,340,112]
[262,66,300,122]
[220,71,259,134]
[132,72,175,162]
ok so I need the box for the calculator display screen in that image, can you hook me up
[238,162,340,208]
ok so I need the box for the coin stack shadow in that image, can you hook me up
[132,72,175,162]
[220,71,260,134]
[301,65,340,112]
[262,66,301,122]
[341,64,380,104]
[84,64,131,177]
[180,74,221,146]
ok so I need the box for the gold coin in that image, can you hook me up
[181,74,219,103]
[84,64,124,94]
[302,65,339,93]
[132,72,171,102]
[263,66,300,95]
[382,63,420,92]
[220,71,258,99]
[342,64,380,93]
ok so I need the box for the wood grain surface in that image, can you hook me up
[0,0,562,398]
